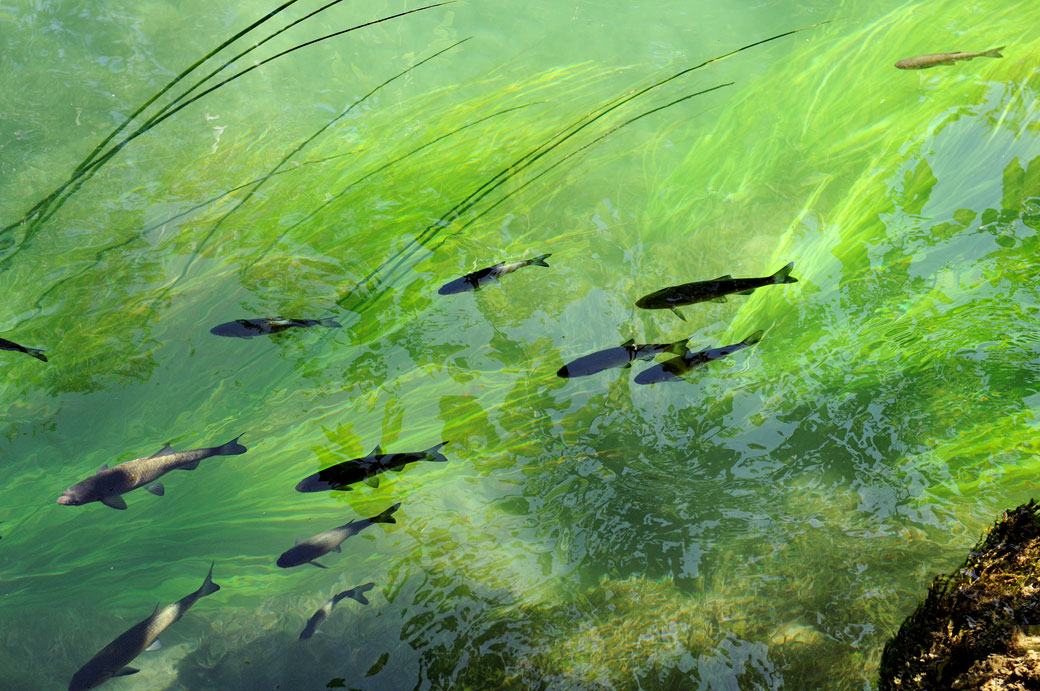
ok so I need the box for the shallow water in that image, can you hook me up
[1,0,1038,688]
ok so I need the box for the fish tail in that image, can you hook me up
[25,347,47,362]
[344,581,376,605]
[771,262,798,284]
[424,441,450,462]
[368,502,401,524]
[529,253,551,268]
[667,338,691,355]
[983,46,1005,58]
[216,434,247,456]
[198,562,221,598]
[742,330,765,346]
[319,318,342,329]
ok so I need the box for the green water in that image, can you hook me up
[1,0,1038,688]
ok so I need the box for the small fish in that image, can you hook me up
[895,47,1004,70]
[57,435,247,510]
[0,337,47,362]
[556,338,690,378]
[635,263,797,320]
[634,330,763,385]
[68,563,220,691]
[299,582,375,641]
[209,317,341,338]
[276,503,400,569]
[295,442,448,492]
[437,253,551,294]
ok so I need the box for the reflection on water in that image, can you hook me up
[1,0,1040,688]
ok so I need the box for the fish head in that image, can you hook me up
[56,485,89,506]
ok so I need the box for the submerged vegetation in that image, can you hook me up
[1,0,1040,688]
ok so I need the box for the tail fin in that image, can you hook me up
[529,253,551,268]
[424,441,449,463]
[984,46,1004,58]
[198,562,221,598]
[667,338,690,355]
[26,347,47,362]
[339,581,376,606]
[216,434,247,456]
[770,262,798,284]
[320,318,342,329]
[369,502,401,525]
[742,330,764,346]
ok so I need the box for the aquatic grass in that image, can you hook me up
[0,2,452,253]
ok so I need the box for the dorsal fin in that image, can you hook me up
[149,444,175,459]
[621,338,635,346]
[368,445,383,457]
[96,464,109,474]
[711,274,733,281]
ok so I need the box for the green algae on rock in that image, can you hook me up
[879,500,1040,690]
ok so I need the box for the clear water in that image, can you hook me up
[1,0,1038,688]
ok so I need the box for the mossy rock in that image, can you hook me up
[879,500,1040,689]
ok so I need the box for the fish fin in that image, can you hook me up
[736,288,756,295]
[145,639,163,651]
[369,502,401,524]
[115,667,140,678]
[771,262,797,284]
[146,482,165,496]
[621,338,635,346]
[390,466,406,473]
[668,338,691,355]
[96,464,109,474]
[309,560,329,569]
[425,441,449,462]
[320,318,342,328]
[530,253,551,267]
[26,347,47,362]
[295,537,302,545]
[149,444,175,459]
[369,444,383,457]
[984,46,1004,58]
[332,544,342,553]
[348,582,376,605]
[623,362,632,369]
[710,297,727,303]
[670,307,687,321]
[216,434,247,456]
[101,495,128,510]
[180,460,200,471]
[365,476,380,488]
[199,562,221,597]
[742,330,764,346]
[711,274,733,281]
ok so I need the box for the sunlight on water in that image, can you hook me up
[1,0,1040,688]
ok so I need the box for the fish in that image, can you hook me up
[295,442,448,492]
[556,338,690,378]
[0,337,47,362]
[68,563,220,691]
[276,503,401,569]
[634,330,763,385]
[57,435,247,510]
[298,582,376,641]
[437,253,551,294]
[895,47,1004,70]
[635,263,797,320]
[209,317,341,338]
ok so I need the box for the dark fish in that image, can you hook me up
[299,582,375,641]
[69,563,220,691]
[635,263,797,320]
[57,435,247,510]
[895,47,1004,70]
[295,442,448,492]
[276,503,400,569]
[209,317,341,338]
[0,337,47,362]
[556,338,690,378]
[634,330,763,384]
[438,254,551,294]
